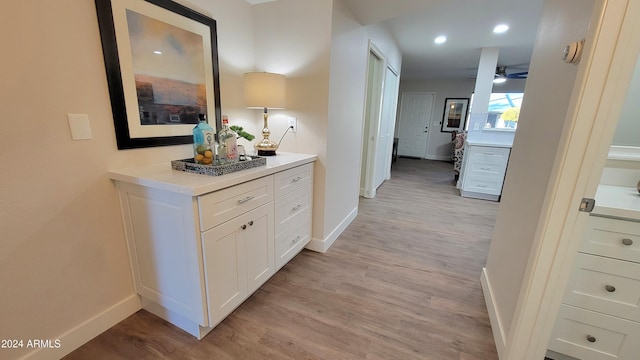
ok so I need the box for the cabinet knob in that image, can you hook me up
[605,284,616,293]
[241,224,247,230]
[248,221,254,226]
[586,335,596,343]
[292,176,302,183]
[292,204,302,211]
[622,238,634,246]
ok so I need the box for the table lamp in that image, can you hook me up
[243,72,286,156]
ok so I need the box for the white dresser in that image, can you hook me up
[459,141,511,201]
[108,153,316,339]
[548,185,640,360]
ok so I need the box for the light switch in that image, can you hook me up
[68,113,93,140]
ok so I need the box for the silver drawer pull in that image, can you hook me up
[622,238,634,246]
[586,335,596,343]
[480,167,491,171]
[292,204,302,211]
[237,196,255,204]
[291,235,301,244]
[291,176,303,183]
[605,285,616,293]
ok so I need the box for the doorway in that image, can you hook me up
[396,92,435,158]
[360,42,398,199]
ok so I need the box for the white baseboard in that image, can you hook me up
[21,294,141,360]
[306,207,358,253]
[481,268,506,359]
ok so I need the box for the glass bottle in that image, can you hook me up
[192,114,215,165]
[217,115,239,164]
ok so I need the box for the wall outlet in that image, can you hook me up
[288,117,297,133]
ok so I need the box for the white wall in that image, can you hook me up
[0,1,254,359]
[322,0,402,246]
[484,0,595,340]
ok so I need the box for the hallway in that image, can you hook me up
[65,158,500,360]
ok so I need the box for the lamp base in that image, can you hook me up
[257,149,277,156]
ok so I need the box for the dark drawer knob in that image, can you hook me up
[248,221,254,226]
[622,238,634,246]
[605,285,616,293]
[586,335,596,343]
[241,224,247,230]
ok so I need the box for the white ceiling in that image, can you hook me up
[247,0,545,80]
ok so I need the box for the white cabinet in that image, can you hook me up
[459,143,511,201]
[202,202,274,326]
[110,154,316,340]
[548,215,640,360]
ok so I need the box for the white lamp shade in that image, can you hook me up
[243,72,286,109]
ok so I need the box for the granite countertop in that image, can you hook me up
[594,184,640,221]
[108,152,317,196]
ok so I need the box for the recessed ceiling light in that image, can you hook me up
[493,24,509,34]
[434,35,447,44]
[153,50,163,55]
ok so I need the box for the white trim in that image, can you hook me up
[21,294,141,360]
[608,145,640,161]
[481,268,506,359]
[306,207,358,253]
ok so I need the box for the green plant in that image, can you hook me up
[230,125,255,141]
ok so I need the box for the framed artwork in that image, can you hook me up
[95,0,221,149]
[441,98,469,132]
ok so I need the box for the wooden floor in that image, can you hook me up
[64,158,500,360]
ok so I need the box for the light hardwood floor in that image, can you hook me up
[64,158,500,360]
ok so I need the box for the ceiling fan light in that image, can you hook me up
[493,76,507,84]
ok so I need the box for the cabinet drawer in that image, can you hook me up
[564,253,640,322]
[275,185,311,235]
[274,163,313,197]
[275,216,310,270]
[468,146,510,165]
[582,216,640,263]
[464,177,503,195]
[198,176,274,231]
[549,304,640,360]
[467,161,506,177]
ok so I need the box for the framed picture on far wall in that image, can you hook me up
[441,98,469,132]
[95,0,222,149]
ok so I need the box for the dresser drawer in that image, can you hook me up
[582,216,640,263]
[468,146,510,165]
[275,185,311,235]
[564,253,640,322]
[274,163,313,197]
[198,176,274,231]
[275,215,310,270]
[467,161,507,177]
[549,304,640,360]
[463,177,503,195]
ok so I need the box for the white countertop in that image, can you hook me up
[594,184,640,220]
[108,152,317,196]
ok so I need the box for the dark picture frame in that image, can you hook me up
[95,0,222,149]
[441,98,469,132]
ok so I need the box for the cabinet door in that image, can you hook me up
[202,214,248,326]
[243,203,275,294]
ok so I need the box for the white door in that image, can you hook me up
[375,66,400,186]
[360,45,385,198]
[397,92,435,158]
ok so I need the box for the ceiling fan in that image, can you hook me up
[494,65,528,83]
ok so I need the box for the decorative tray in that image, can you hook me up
[171,156,266,176]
